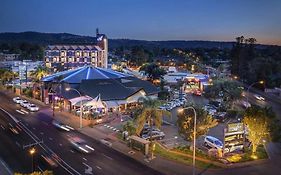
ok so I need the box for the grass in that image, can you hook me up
[173,146,217,161]
[154,144,219,169]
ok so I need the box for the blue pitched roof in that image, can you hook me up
[41,65,132,84]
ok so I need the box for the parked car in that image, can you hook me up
[204,136,223,150]
[213,112,227,122]
[254,94,265,101]
[52,120,74,131]
[141,127,161,136]
[13,97,22,104]
[20,100,30,108]
[27,104,39,112]
[68,137,94,153]
[241,100,251,108]
[142,131,165,140]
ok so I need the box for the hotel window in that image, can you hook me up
[76,57,80,62]
[76,51,81,57]
[91,52,96,57]
[61,57,65,62]
[53,57,57,62]
[46,58,49,62]
[60,51,66,57]
[68,57,73,62]
[83,52,89,57]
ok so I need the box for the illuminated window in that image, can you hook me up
[83,52,89,57]
[76,51,81,57]
[61,51,66,57]
[53,57,57,62]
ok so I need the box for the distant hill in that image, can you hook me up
[0,31,274,49]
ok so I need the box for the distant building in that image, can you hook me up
[0,53,20,61]
[45,29,108,71]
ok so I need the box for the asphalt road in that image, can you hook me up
[0,91,162,175]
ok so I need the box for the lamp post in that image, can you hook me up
[178,106,197,175]
[65,87,83,129]
[246,80,264,107]
[29,147,36,173]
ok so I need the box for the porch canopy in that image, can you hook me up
[69,95,92,105]
[84,94,105,109]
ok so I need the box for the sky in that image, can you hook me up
[0,0,281,45]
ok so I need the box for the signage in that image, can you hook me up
[223,122,245,154]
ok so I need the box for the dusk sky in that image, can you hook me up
[1,0,281,45]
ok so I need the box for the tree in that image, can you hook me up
[204,79,242,109]
[243,106,270,154]
[140,63,166,82]
[177,106,217,142]
[122,120,136,136]
[30,66,50,82]
[135,97,170,159]
[0,68,16,85]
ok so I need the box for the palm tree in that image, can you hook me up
[135,97,170,159]
[30,66,50,82]
[30,66,50,99]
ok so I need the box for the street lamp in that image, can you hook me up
[246,80,264,107]
[65,87,83,129]
[178,106,197,175]
[29,147,36,173]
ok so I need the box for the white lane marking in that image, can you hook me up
[40,132,44,135]
[33,127,36,130]
[83,157,87,161]
[102,153,113,160]
[49,137,53,141]
[59,143,63,147]
[70,150,75,153]
[20,109,29,114]
[96,166,102,170]
[16,110,25,114]
[83,162,93,174]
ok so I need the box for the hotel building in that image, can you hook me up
[45,30,108,71]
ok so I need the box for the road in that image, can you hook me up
[0,91,162,175]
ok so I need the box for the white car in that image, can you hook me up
[254,94,265,101]
[242,100,251,108]
[52,120,74,131]
[204,136,223,150]
[27,104,39,111]
[20,100,30,108]
[68,137,94,153]
[13,97,23,104]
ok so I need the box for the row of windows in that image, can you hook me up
[46,57,101,63]
[45,51,98,57]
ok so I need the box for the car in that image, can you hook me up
[158,106,167,110]
[213,112,227,122]
[141,127,161,136]
[52,120,74,131]
[204,136,223,150]
[142,131,165,140]
[27,104,39,112]
[13,97,23,104]
[39,154,59,169]
[20,100,30,108]
[254,94,265,101]
[8,123,21,135]
[68,137,94,153]
[241,100,251,108]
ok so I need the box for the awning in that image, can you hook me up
[84,94,105,108]
[104,101,119,108]
[69,96,92,105]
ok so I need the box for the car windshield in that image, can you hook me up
[215,140,223,146]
